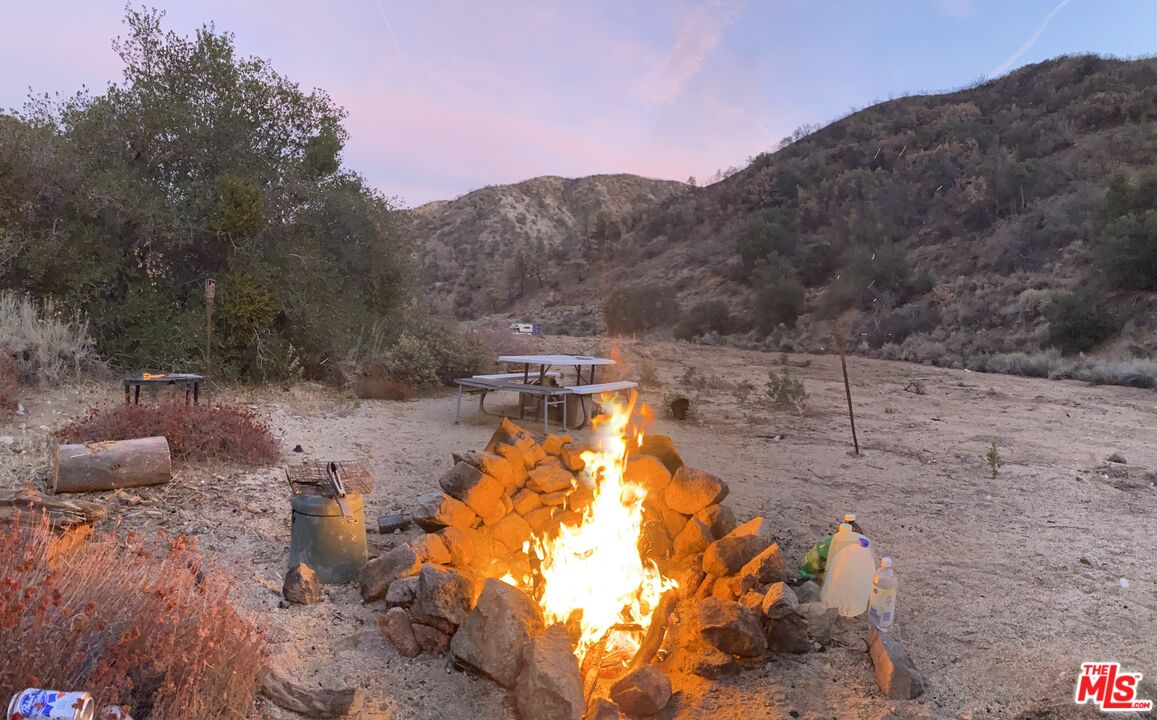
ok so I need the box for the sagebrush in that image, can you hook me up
[54,404,280,465]
[0,516,264,719]
[0,293,96,386]
[766,368,808,414]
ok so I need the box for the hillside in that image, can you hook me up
[412,174,688,328]
[411,55,1157,365]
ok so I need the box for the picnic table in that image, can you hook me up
[454,354,637,431]
[124,373,203,406]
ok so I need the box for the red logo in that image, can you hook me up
[1075,663,1153,712]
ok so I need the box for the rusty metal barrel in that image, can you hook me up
[288,492,368,584]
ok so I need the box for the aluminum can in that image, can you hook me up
[7,689,95,720]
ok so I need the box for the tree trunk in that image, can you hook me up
[53,436,172,493]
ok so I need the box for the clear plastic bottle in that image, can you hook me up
[868,557,897,632]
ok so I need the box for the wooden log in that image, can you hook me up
[53,436,172,493]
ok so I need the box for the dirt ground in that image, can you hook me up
[2,336,1155,720]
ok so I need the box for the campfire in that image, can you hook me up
[360,394,837,718]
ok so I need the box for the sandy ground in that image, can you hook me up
[2,336,1155,720]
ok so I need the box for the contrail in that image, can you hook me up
[988,0,1074,78]
[373,0,403,60]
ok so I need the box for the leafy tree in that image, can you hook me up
[675,300,731,340]
[1097,211,1157,290]
[0,8,409,378]
[1044,287,1120,354]
[753,253,806,333]
[737,208,795,278]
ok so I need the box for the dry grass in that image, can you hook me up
[54,404,280,465]
[0,350,19,417]
[0,515,265,719]
[0,292,97,387]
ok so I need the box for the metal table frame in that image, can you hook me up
[123,373,204,406]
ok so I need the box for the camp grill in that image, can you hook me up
[285,460,373,584]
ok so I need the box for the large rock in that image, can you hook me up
[283,563,321,605]
[514,624,584,720]
[526,462,575,494]
[539,489,569,506]
[698,598,767,657]
[739,543,786,584]
[439,525,485,567]
[459,450,520,494]
[542,434,564,456]
[703,534,770,577]
[695,504,737,539]
[869,628,927,699]
[796,580,821,604]
[673,518,714,558]
[412,622,451,655]
[413,492,478,530]
[408,533,451,565]
[439,462,506,523]
[512,488,543,515]
[763,583,810,654]
[638,520,672,564]
[494,443,529,488]
[490,512,534,553]
[665,639,738,679]
[385,576,419,607]
[664,467,728,514]
[359,545,421,602]
[799,601,837,644]
[586,698,622,720]
[634,434,684,474]
[729,516,764,537]
[415,564,481,626]
[379,607,421,658]
[451,578,545,687]
[559,442,586,472]
[567,481,594,512]
[486,417,534,451]
[661,505,690,539]
[609,665,672,716]
[625,455,672,495]
[523,506,556,533]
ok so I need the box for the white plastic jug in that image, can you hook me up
[822,537,875,617]
[825,523,864,573]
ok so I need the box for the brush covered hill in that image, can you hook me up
[412,55,1157,364]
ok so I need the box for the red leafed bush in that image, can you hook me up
[0,349,19,418]
[0,515,265,719]
[54,403,280,465]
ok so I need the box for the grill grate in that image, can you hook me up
[286,460,374,497]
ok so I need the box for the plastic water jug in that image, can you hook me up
[822,537,875,617]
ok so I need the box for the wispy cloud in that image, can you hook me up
[638,0,746,106]
[988,0,1073,78]
[372,0,403,60]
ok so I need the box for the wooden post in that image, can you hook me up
[832,321,860,455]
[205,278,216,379]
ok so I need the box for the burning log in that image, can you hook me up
[625,590,677,674]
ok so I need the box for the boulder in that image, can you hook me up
[638,520,672,564]
[634,434,684,474]
[661,506,690,539]
[763,583,809,654]
[567,481,594,512]
[796,580,821,604]
[517,436,548,467]
[586,698,622,720]
[512,488,543,515]
[729,516,764,537]
[439,462,506,522]
[458,450,520,494]
[439,525,485,567]
[385,576,419,607]
[539,489,569,506]
[408,533,451,565]
[672,560,706,600]
[494,443,529,488]
[514,624,584,720]
[711,578,737,602]
[526,463,575,494]
[625,455,672,495]
[869,628,927,699]
[664,467,728,514]
[799,601,837,644]
[359,545,421,602]
[415,564,481,626]
[695,504,737,539]
[451,578,546,687]
[739,543,786,584]
[698,598,767,657]
[412,622,451,655]
[283,563,321,605]
[490,512,534,553]
[542,434,564,456]
[412,492,478,531]
[673,518,714,558]
[523,506,556,533]
[379,607,421,658]
[665,639,738,680]
[738,591,764,611]
[486,417,534,451]
[609,665,672,716]
[703,534,769,577]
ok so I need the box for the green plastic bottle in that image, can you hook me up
[799,533,832,579]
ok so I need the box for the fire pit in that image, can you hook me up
[361,395,821,718]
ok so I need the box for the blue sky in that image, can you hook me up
[2,1,1154,206]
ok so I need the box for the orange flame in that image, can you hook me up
[531,392,677,663]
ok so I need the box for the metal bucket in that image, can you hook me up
[8,689,94,720]
[288,492,368,584]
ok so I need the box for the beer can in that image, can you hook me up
[7,689,94,720]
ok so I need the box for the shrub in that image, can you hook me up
[0,292,97,386]
[766,368,807,414]
[1096,210,1157,291]
[603,285,679,335]
[1068,358,1157,389]
[54,403,280,465]
[349,311,491,389]
[736,208,795,278]
[0,350,19,417]
[1043,288,1120,354]
[0,516,264,719]
[975,350,1064,378]
[675,301,732,340]
[353,372,416,400]
[753,254,806,333]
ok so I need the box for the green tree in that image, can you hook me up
[753,253,806,333]
[736,208,796,278]
[1044,287,1120,354]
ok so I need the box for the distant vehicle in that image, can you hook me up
[510,322,541,335]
